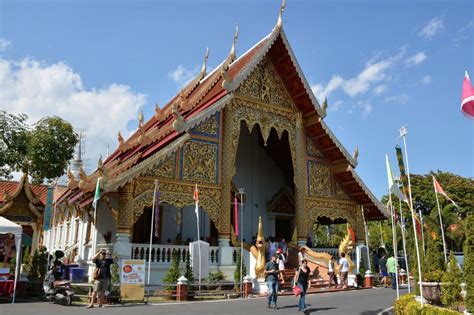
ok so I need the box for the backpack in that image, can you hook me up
[93,267,101,280]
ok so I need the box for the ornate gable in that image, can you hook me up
[235,56,295,110]
[142,151,177,180]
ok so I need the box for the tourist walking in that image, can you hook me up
[280,238,288,257]
[264,254,280,309]
[386,254,398,290]
[327,256,338,287]
[339,252,349,289]
[87,250,113,308]
[294,259,311,312]
[298,247,306,265]
[379,254,388,288]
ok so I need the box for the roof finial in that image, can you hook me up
[352,146,359,164]
[200,47,209,78]
[321,97,328,118]
[118,130,124,145]
[229,25,239,63]
[276,0,286,30]
[138,110,144,128]
[154,103,164,121]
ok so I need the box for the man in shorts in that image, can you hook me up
[87,250,113,308]
[379,254,388,288]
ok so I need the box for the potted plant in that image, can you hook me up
[419,233,446,304]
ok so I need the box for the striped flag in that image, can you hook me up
[234,195,239,236]
[43,186,54,231]
[433,176,459,208]
[461,71,474,119]
[395,146,410,200]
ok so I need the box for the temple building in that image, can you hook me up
[43,7,387,282]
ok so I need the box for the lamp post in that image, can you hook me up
[238,188,245,297]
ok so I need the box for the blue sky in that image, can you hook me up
[0,0,472,198]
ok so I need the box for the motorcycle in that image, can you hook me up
[42,269,75,305]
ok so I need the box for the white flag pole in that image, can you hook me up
[238,188,245,297]
[398,196,411,292]
[195,184,201,293]
[361,206,371,271]
[387,191,400,300]
[91,177,101,258]
[433,177,448,264]
[147,180,158,285]
[399,126,424,307]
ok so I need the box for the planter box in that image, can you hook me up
[421,281,442,304]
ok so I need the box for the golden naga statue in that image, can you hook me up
[335,224,356,274]
[230,216,266,279]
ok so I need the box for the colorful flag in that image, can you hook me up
[92,177,101,210]
[461,71,474,119]
[433,176,459,208]
[154,190,160,238]
[43,186,54,231]
[385,154,409,203]
[193,184,199,219]
[234,195,239,236]
[395,146,410,199]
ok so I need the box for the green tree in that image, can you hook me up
[184,251,194,292]
[441,252,462,309]
[0,111,78,183]
[163,250,181,291]
[464,215,474,312]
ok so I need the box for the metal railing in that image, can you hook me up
[130,244,227,265]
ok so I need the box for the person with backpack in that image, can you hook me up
[87,250,113,308]
[264,254,280,309]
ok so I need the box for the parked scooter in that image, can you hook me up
[42,269,74,305]
[42,251,74,305]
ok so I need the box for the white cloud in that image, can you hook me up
[168,64,198,88]
[454,20,473,42]
[385,94,409,104]
[405,52,427,67]
[310,47,405,116]
[0,38,12,51]
[419,16,445,39]
[373,85,387,95]
[328,100,343,112]
[311,75,344,102]
[420,75,432,85]
[0,58,147,173]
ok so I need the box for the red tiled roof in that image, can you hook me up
[0,180,49,205]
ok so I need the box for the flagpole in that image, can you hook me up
[194,184,201,293]
[238,188,245,297]
[397,196,411,292]
[91,177,101,258]
[387,191,400,299]
[418,210,426,255]
[399,126,424,307]
[147,180,158,285]
[433,178,448,264]
[361,206,371,271]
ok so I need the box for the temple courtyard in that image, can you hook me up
[0,288,405,315]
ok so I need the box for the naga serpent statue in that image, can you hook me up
[335,224,356,274]
[231,216,266,279]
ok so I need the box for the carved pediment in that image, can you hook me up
[235,56,295,110]
[308,161,333,198]
[142,151,176,180]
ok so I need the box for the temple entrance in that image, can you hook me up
[232,121,295,242]
[275,216,292,241]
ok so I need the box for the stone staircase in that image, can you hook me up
[278,269,331,294]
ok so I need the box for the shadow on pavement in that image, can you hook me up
[358,309,383,315]
[277,303,311,310]
[304,307,337,313]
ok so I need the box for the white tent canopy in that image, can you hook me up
[0,216,23,304]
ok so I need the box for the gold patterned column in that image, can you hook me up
[294,112,308,244]
[117,183,134,235]
[218,106,236,245]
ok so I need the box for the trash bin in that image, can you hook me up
[63,264,79,279]
[69,268,85,283]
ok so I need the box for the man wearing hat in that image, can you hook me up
[87,250,114,308]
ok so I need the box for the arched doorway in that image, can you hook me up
[232,121,295,242]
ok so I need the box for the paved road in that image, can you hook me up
[1,288,405,315]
